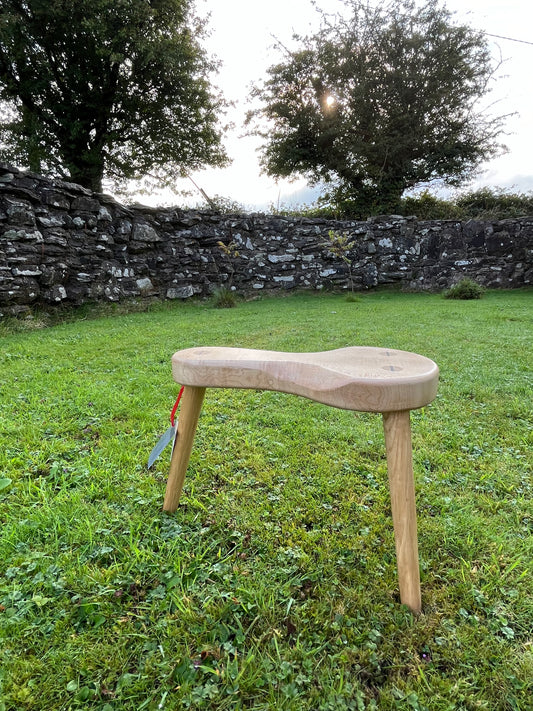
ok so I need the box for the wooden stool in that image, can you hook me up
[163,346,438,613]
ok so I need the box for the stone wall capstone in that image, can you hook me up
[1,164,531,315]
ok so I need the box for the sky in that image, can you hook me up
[136,0,533,211]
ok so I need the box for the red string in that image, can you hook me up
[170,386,185,426]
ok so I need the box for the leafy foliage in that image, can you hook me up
[199,194,247,214]
[324,229,355,291]
[455,187,533,219]
[324,229,354,263]
[270,188,533,221]
[216,239,240,294]
[443,277,485,300]
[400,191,464,220]
[0,0,229,192]
[248,0,508,215]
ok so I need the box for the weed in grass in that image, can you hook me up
[0,289,531,709]
[212,285,238,308]
[443,277,486,300]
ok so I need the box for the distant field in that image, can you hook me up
[1,289,532,710]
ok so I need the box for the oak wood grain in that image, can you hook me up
[383,410,422,613]
[172,346,438,412]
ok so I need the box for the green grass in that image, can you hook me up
[1,290,532,710]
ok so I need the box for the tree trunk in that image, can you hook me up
[375,173,407,214]
[65,155,104,193]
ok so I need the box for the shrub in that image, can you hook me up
[212,286,237,308]
[269,201,341,219]
[271,187,533,221]
[455,187,533,219]
[443,278,485,300]
[205,195,247,214]
[324,229,355,291]
[400,190,463,220]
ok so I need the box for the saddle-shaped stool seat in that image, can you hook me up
[164,346,439,613]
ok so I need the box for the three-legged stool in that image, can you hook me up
[163,346,438,613]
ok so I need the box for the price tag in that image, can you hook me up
[149,386,184,469]
[148,423,176,468]
[171,420,179,458]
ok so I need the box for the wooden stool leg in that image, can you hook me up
[382,410,422,614]
[163,386,206,513]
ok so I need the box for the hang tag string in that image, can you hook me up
[170,386,185,427]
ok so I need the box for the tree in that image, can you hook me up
[0,0,229,192]
[247,0,508,216]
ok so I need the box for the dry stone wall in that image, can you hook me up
[1,164,532,315]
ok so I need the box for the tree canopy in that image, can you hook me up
[247,0,509,216]
[0,0,229,192]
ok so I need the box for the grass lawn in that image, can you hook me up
[0,289,532,711]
